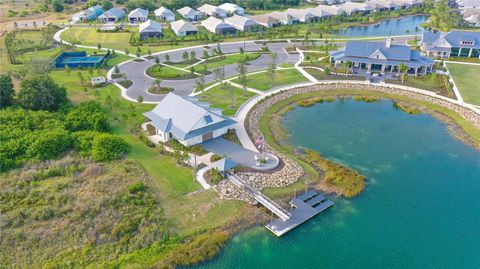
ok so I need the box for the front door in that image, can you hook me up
[202,132,213,142]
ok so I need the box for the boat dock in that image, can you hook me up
[227,173,333,237]
[265,190,334,237]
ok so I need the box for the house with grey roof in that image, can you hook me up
[218,3,245,15]
[198,4,228,18]
[139,19,163,40]
[421,31,480,58]
[339,2,374,15]
[97,7,125,23]
[286,8,317,23]
[249,14,281,28]
[201,17,237,35]
[267,11,296,25]
[316,5,345,16]
[72,5,103,22]
[170,20,198,36]
[142,93,235,146]
[330,39,435,75]
[366,0,397,11]
[128,8,149,23]
[225,15,261,32]
[154,7,175,22]
[178,6,204,21]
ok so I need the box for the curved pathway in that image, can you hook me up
[54,28,480,150]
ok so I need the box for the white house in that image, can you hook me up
[201,16,237,35]
[154,7,175,22]
[139,19,163,40]
[285,8,317,23]
[128,8,149,23]
[339,2,374,15]
[170,20,198,36]
[178,6,204,21]
[224,14,259,31]
[97,8,125,23]
[218,3,245,15]
[142,93,236,146]
[316,5,345,16]
[267,12,296,25]
[91,76,106,86]
[198,4,228,18]
[366,0,397,11]
[249,14,281,27]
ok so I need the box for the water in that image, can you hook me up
[192,98,480,268]
[335,15,428,36]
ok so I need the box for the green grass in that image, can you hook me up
[447,63,480,105]
[146,64,192,79]
[386,74,454,98]
[197,84,256,116]
[205,52,261,69]
[51,69,244,237]
[232,69,308,91]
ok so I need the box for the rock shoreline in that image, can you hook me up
[216,83,480,202]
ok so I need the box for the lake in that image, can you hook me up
[335,15,429,36]
[191,98,480,268]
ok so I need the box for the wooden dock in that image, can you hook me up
[265,190,334,237]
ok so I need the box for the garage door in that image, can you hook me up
[202,132,213,142]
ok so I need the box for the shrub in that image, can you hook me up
[18,75,67,111]
[27,129,72,160]
[71,131,101,157]
[127,182,146,194]
[91,134,129,161]
[0,74,14,107]
[65,101,109,132]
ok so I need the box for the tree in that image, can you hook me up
[189,66,195,77]
[114,65,120,74]
[151,78,162,89]
[137,95,144,103]
[91,133,129,161]
[52,0,64,12]
[136,47,141,58]
[182,51,189,61]
[195,72,206,93]
[203,50,209,60]
[18,75,67,111]
[65,101,109,132]
[267,52,278,87]
[125,48,129,55]
[0,74,14,108]
[190,50,196,60]
[97,43,102,50]
[148,49,152,57]
[165,53,170,62]
[236,59,248,96]
[344,60,351,76]
[102,0,113,11]
[398,63,408,82]
[154,57,160,65]
[213,66,225,84]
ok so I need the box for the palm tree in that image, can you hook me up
[398,63,408,82]
[344,61,351,76]
[151,79,161,89]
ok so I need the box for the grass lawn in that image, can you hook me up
[51,69,244,237]
[60,26,206,55]
[197,84,256,116]
[146,64,194,79]
[232,68,308,91]
[447,63,480,105]
[205,52,261,69]
[386,73,454,99]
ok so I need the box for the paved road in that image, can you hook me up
[118,41,301,102]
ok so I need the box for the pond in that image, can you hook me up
[191,98,480,268]
[335,15,429,36]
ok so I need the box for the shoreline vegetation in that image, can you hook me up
[255,88,480,200]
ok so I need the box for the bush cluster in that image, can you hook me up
[0,101,128,171]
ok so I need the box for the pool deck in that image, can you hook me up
[266,190,334,237]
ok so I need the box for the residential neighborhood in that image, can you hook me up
[1,0,480,268]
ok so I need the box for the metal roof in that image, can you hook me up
[170,20,197,33]
[139,19,162,33]
[143,93,235,140]
[101,7,125,19]
[128,8,149,18]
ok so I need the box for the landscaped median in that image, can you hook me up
[197,83,256,116]
[231,69,308,91]
[146,64,196,80]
